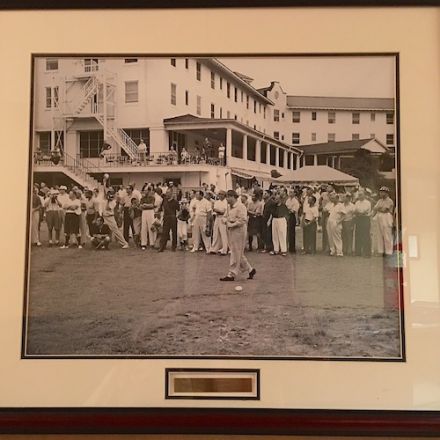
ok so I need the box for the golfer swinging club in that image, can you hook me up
[220,190,256,282]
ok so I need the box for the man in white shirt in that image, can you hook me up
[220,190,256,282]
[372,186,394,256]
[286,189,300,253]
[341,193,356,256]
[326,193,345,256]
[209,190,229,255]
[137,139,147,163]
[190,191,212,253]
[354,189,372,257]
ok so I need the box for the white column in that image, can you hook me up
[266,143,270,165]
[284,150,288,169]
[296,155,301,169]
[226,128,232,162]
[289,152,293,170]
[275,147,280,167]
[256,140,261,164]
[314,154,318,165]
[242,134,248,161]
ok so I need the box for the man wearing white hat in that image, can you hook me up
[373,186,394,256]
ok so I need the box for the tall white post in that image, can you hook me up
[226,128,232,165]
[255,139,261,164]
[276,147,280,167]
[242,134,248,161]
[284,150,288,169]
[296,155,301,169]
[266,143,270,165]
[314,154,318,166]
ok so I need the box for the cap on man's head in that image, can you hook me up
[60,185,67,190]
[226,190,238,198]
[379,186,390,192]
[218,190,226,196]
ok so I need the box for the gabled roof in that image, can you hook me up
[233,71,254,84]
[286,96,394,111]
[298,138,388,155]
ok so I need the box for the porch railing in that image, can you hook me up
[99,151,224,167]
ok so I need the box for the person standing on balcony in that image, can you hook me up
[140,187,156,251]
[31,187,42,247]
[218,143,225,166]
[220,190,256,282]
[190,191,212,253]
[137,139,147,164]
[209,190,229,255]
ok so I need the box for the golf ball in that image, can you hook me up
[235,286,243,292]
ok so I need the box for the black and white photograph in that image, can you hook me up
[24,54,404,360]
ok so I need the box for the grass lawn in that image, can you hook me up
[24,233,403,359]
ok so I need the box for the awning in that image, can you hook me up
[230,168,255,180]
[274,165,359,184]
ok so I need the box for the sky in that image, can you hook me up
[217,56,396,98]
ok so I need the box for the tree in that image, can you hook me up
[342,149,380,189]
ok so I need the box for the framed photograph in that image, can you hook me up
[0,3,439,436]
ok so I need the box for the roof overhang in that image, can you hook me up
[199,58,274,106]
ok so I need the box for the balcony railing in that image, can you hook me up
[98,152,224,167]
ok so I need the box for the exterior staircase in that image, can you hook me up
[60,152,101,189]
[71,73,139,160]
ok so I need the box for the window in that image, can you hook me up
[312,111,317,121]
[352,133,360,140]
[281,135,284,141]
[211,103,215,119]
[220,107,223,118]
[292,111,300,123]
[328,133,336,142]
[45,87,58,109]
[370,112,375,122]
[196,62,201,81]
[46,58,58,71]
[220,77,223,90]
[253,100,257,113]
[281,112,285,119]
[227,111,231,119]
[226,82,230,98]
[234,115,238,120]
[274,109,280,122]
[305,155,315,166]
[263,106,266,119]
[124,58,138,63]
[292,133,300,145]
[84,58,99,73]
[270,145,277,166]
[311,132,317,142]
[211,71,215,89]
[386,112,394,124]
[386,134,394,145]
[185,58,189,69]
[234,87,238,102]
[317,155,327,166]
[352,112,360,124]
[241,91,244,102]
[259,103,262,113]
[39,132,51,153]
[125,81,138,103]
[123,128,149,148]
[328,112,336,124]
[185,90,189,106]
[170,58,176,66]
[196,96,201,116]
[260,143,267,163]
[246,95,249,109]
[274,131,280,140]
[170,83,177,105]
[279,150,284,168]
[79,130,104,158]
